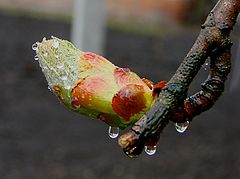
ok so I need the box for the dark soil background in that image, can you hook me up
[0,14,240,179]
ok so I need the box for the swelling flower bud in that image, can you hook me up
[34,37,165,129]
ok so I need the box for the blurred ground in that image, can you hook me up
[0,13,240,179]
[0,0,216,25]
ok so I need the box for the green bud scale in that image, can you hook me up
[34,36,166,129]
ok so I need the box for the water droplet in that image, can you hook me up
[108,126,119,139]
[175,121,190,133]
[32,43,38,51]
[202,62,209,70]
[74,103,81,108]
[42,37,47,42]
[71,97,81,109]
[48,86,52,91]
[201,24,206,29]
[43,66,48,70]
[144,145,157,156]
[52,39,59,48]
[43,52,48,57]
[65,84,71,90]
[61,75,68,81]
[56,63,64,69]
[34,55,39,61]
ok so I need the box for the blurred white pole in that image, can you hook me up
[71,0,106,55]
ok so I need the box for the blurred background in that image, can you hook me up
[0,0,240,178]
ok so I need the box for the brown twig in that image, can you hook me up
[171,39,232,123]
[118,0,240,158]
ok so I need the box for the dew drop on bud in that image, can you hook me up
[56,63,64,69]
[61,75,68,81]
[74,103,81,109]
[42,37,47,42]
[175,121,190,133]
[34,55,39,61]
[32,43,38,51]
[108,126,119,139]
[43,52,48,57]
[52,39,59,48]
[65,84,71,90]
[144,145,157,156]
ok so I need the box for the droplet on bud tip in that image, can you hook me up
[32,43,38,51]
[34,55,39,61]
[108,126,119,139]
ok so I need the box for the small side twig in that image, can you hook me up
[171,39,232,123]
[118,0,240,158]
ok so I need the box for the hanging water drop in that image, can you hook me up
[108,126,119,139]
[32,43,38,51]
[175,121,190,133]
[52,39,59,48]
[144,145,157,156]
[48,86,52,91]
[34,55,39,61]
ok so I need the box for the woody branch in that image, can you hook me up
[118,0,240,158]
